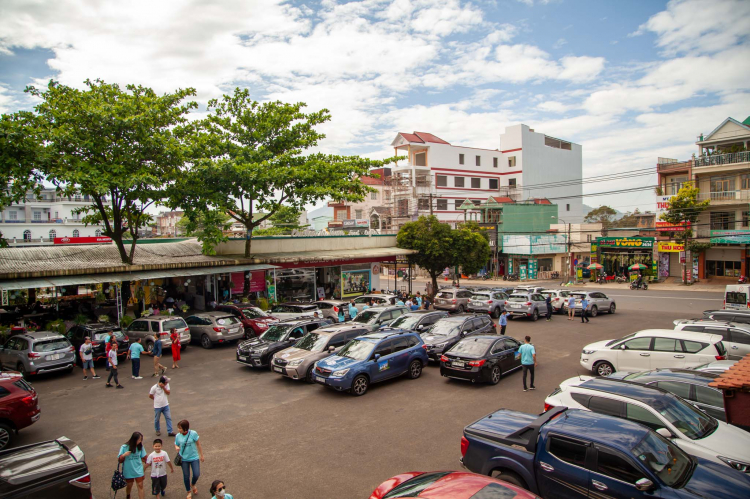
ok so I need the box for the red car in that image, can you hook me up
[215,304,278,338]
[370,471,539,499]
[0,370,40,450]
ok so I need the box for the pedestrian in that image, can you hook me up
[337,307,345,323]
[210,480,234,499]
[150,335,167,377]
[146,438,174,497]
[118,431,147,499]
[174,420,205,499]
[129,337,145,379]
[313,311,321,319]
[545,294,553,322]
[415,292,423,309]
[348,300,358,319]
[580,295,590,323]
[498,310,508,335]
[396,296,405,306]
[362,300,370,311]
[170,328,181,369]
[150,376,174,437]
[515,335,536,392]
[104,330,113,371]
[567,294,575,320]
[405,297,413,309]
[106,338,124,389]
[423,295,431,310]
[79,336,100,380]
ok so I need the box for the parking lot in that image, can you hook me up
[16,288,723,499]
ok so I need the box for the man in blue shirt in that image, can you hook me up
[348,300,358,319]
[580,296,590,323]
[567,294,575,320]
[515,335,536,392]
[415,292,423,308]
[497,310,508,335]
[149,337,167,377]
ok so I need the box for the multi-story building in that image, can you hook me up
[155,210,184,236]
[0,187,105,245]
[657,116,750,280]
[326,169,389,229]
[386,124,583,228]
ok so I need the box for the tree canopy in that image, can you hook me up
[659,183,710,284]
[176,209,232,255]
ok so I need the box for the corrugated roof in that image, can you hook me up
[709,354,750,391]
[744,116,750,126]
[397,131,451,145]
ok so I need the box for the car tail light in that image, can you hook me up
[21,395,35,406]
[468,359,486,367]
[160,332,168,336]
[67,346,75,353]
[452,299,457,304]
[460,436,469,457]
[422,344,429,350]
[544,403,554,412]
[488,300,493,304]
[716,355,726,360]
[123,336,129,342]
[213,327,226,332]
[440,355,448,362]
[28,352,41,359]
[526,302,532,306]
[333,306,339,313]
[69,473,91,489]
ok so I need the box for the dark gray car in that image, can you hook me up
[349,305,409,332]
[0,331,75,378]
[421,314,495,362]
[387,310,449,333]
[433,288,474,313]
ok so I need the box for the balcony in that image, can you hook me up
[697,190,750,204]
[657,160,692,172]
[695,151,750,168]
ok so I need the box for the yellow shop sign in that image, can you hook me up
[657,242,684,253]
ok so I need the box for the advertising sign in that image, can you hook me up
[596,237,654,249]
[710,230,750,244]
[54,236,112,245]
[655,195,689,231]
[657,242,684,253]
[342,219,370,228]
[342,269,371,297]
[249,271,266,292]
[501,234,567,255]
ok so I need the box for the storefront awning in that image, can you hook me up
[0,264,278,291]
[244,247,417,266]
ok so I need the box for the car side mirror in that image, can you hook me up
[460,331,466,337]
[656,428,673,439]
[328,346,335,353]
[416,325,424,331]
[620,344,627,350]
[635,478,653,492]
[374,354,381,362]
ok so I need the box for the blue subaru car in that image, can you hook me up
[312,329,428,396]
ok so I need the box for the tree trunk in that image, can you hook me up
[113,236,130,264]
[429,272,439,301]
[244,233,252,257]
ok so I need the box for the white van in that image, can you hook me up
[724,285,749,310]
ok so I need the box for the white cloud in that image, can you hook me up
[536,101,572,113]
[553,38,567,49]
[0,84,14,114]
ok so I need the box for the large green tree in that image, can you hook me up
[173,87,395,256]
[176,209,232,254]
[253,205,306,236]
[659,183,710,284]
[26,79,198,264]
[584,205,618,236]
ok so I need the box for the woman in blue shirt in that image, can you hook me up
[174,419,205,499]
[210,480,234,499]
[118,431,147,499]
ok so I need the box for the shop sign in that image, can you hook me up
[54,236,112,245]
[291,229,380,236]
[342,219,370,228]
[501,234,567,255]
[655,195,689,232]
[596,237,654,248]
[710,230,750,244]
[249,271,266,292]
[657,242,684,253]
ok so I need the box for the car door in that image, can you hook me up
[370,339,395,382]
[616,337,654,371]
[650,337,687,368]
[389,337,411,374]
[590,445,653,498]
[461,319,476,337]
[693,384,726,421]
[502,337,522,372]
[491,339,514,373]
[727,327,750,359]
[0,338,15,367]
[9,338,27,368]
[536,434,591,499]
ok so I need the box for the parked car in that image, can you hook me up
[467,290,508,318]
[352,294,398,312]
[0,332,75,378]
[540,289,571,313]
[723,284,749,310]
[580,329,727,377]
[440,334,522,385]
[267,302,322,321]
[673,320,750,360]
[315,300,351,322]
[607,368,726,421]
[433,288,474,313]
[563,291,616,316]
[312,329,428,396]
[692,359,737,374]
[125,316,190,352]
[512,285,546,295]
[66,323,128,363]
[369,471,539,499]
[545,376,750,472]
[236,317,332,369]
[0,436,92,498]
[349,305,409,332]
[387,310,449,333]
[0,371,39,450]
[504,293,547,321]
[461,406,750,499]
[271,325,369,382]
[702,309,750,325]
[185,312,245,349]
[215,304,278,338]
[421,314,495,362]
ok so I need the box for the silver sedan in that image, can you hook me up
[563,291,616,317]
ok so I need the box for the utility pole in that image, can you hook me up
[568,222,572,283]
[429,193,434,215]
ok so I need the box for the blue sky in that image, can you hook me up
[1,0,749,220]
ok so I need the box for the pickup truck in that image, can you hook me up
[460,406,750,499]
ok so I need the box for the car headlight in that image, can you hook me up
[582,349,596,355]
[433,342,448,348]
[332,368,350,377]
[287,359,304,367]
[718,456,750,473]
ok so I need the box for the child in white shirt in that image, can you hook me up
[146,438,174,497]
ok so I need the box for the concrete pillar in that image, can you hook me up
[698,252,706,279]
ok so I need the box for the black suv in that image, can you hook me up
[420,314,495,362]
[0,436,92,498]
[387,310,449,333]
[236,317,332,369]
[66,322,128,363]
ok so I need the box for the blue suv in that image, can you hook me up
[312,329,428,396]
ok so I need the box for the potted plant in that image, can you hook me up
[180,304,189,314]
[98,314,109,323]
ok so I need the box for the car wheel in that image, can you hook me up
[490,366,501,385]
[306,365,315,383]
[200,334,213,349]
[531,309,539,321]
[491,308,500,319]
[351,375,369,396]
[595,361,615,377]
[17,363,28,379]
[407,360,422,379]
[145,341,154,354]
[490,470,528,489]
[457,305,465,314]
[590,306,598,317]
[0,423,13,451]
[609,303,616,314]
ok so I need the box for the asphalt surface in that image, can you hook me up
[15,287,723,499]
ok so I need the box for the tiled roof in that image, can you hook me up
[360,176,384,185]
[532,198,552,205]
[709,355,750,390]
[398,132,450,145]
[487,196,515,204]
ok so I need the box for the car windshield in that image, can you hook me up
[389,315,421,330]
[448,337,494,357]
[93,330,124,341]
[507,295,529,302]
[472,294,490,300]
[631,432,692,487]
[352,310,379,324]
[240,306,267,318]
[606,332,636,347]
[215,316,240,326]
[437,292,454,298]
[337,339,375,360]
[163,318,187,330]
[426,321,462,337]
[260,325,292,342]
[32,338,71,352]
[571,293,586,299]
[294,333,328,352]
[654,396,718,440]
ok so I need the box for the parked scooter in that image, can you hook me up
[481,273,492,281]
[615,274,627,284]
[503,273,519,282]
[630,280,648,290]
[596,272,607,284]
[739,276,748,284]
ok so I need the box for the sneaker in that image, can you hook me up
[92,375,101,379]
[105,383,113,388]
[523,388,528,392]
[530,387,536,390]
[134,376,143,380]
[168,433,176,437]
[116,385,125,389]
[152,373,158,377]
[83,376,88,380]
[156,431,161,436]
[131,376,136,379]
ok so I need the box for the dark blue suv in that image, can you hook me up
[312,329,428,396]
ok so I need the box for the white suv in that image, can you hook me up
[545,376,750,472]
[580,329,727,377]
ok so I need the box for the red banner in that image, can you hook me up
[230,271,267,294]
[54,236,112,245]
[655,221,690,232]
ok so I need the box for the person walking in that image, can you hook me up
[580,295,590,323]
[174,420,205,499]
[150,375,174,437]
[129,337,145,379]
[497,310,508,335]
[104,330,113,371]
[170,329,181,369]
[210,480,234,499]
[150,336,167,377]
[106,338,124,389]
[567,294,575,320]
[348,300,358,319]
[545,294,553,322]
[415,292,423,309]
[118,431,147,499]
[146,438,174,497]
[337,307,345,323]
[79,336,100,380]
[515,335,536,392]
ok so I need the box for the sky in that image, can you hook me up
[1,0,749,220]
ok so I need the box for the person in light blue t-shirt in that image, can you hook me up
[174,420,204,497]
[210,480,234,499]
[348,300,357,319]
[128,337,145,379]
[580,297,590,323]
[567,295,576,320]
[515,336,536,392]
[118,431,148,498]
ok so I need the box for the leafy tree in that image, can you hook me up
[172,88,396,257]
[176,209,232,255]
[26,79,197,264]
[614,208,641,228]
[659,183,710,284]
[452,225,492,284]
[253,205,306,235]
[584,205,618,236]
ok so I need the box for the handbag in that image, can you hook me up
[174,430,191,466]
[111,462,127,491]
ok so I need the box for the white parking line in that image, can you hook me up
[605,294,720,301]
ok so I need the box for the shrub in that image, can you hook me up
[257,297,269,311]
[98,314,110,323]
[180,304,189,313]
[74,314,90,325]
[120,315,134,328]
[45,319,67,335]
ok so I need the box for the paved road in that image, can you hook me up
[16,288,723,499]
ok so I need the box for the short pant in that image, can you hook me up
[151,475,167,495]
[82,359,94,369]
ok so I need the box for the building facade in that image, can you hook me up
[155,210,184,236]
[325,169,389,230]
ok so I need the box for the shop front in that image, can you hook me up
[657,241,684,279]
[503,234,567,280]
[594,237,656,277]
[707,230,750,278]
[266,260,384,303]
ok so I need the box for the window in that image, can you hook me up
[74,193,82,201]
[625,403,664,431]
[374,340,394,357]
[489,178,498,189]
[730,329,750,345]
[695,385,723,408]
[371,192,378,200]
[566,204,570,212]
[72,229,80,237]
[454,177,465,188]
[459,154,464,165]
[128,321,149,332]
[391,337,410,353]
[653,338,683,352]
[385,190,391,200]
[417,198,430,211]
[454,199,465,210]
[588,396,623,417]
[23,230,31,241]
[436,199,448,211]
[33,211,41,221]
[493,157,498,168]
[475,155,481,166]
[95,229,102,237]
[622,337,652,350]
[8,211,17,220]
[548,436,587,467]
[586,234,592,242]
[471,178,481,189]
[437,175,448,187]
[710,211,735,230]
[414,152,426,167]
[54,211,58,219]
[508,178,517,188]
[508,156,516,167]
[702,327,729,341]
[656,381,691,400]
[48,229,56,239]
[596,448,645,484]
[355,210,363,219]
[682,340,708,353]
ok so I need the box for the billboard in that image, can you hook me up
[710,230,750,244]
[655,195,689,231]
[54,236,112,245]
[342,219,370,228]
[596,237,654,249]
[657,242,684,252]
[502,234,567,255]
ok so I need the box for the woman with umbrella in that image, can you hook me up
[630,263,647,289]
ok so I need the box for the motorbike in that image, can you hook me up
[615,274,627,284]
[481,273,492,281]
[739,276,748,284]
[504,273,519,282]
[630,280,648,290]
[596,273,607,284]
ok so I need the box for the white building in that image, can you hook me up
[323,169,389,230]
[0,187,105,245]
[387,124,583,228]
[155,210,183,236]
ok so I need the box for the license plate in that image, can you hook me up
[453,361,465,368]
[315,376,325,383]
[46,354,62,361]
[509,304,519,308]
[273,366,282,373]
[238,356,248,361]
[254,360,261,366]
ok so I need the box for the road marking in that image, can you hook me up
[606,294,720,301]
